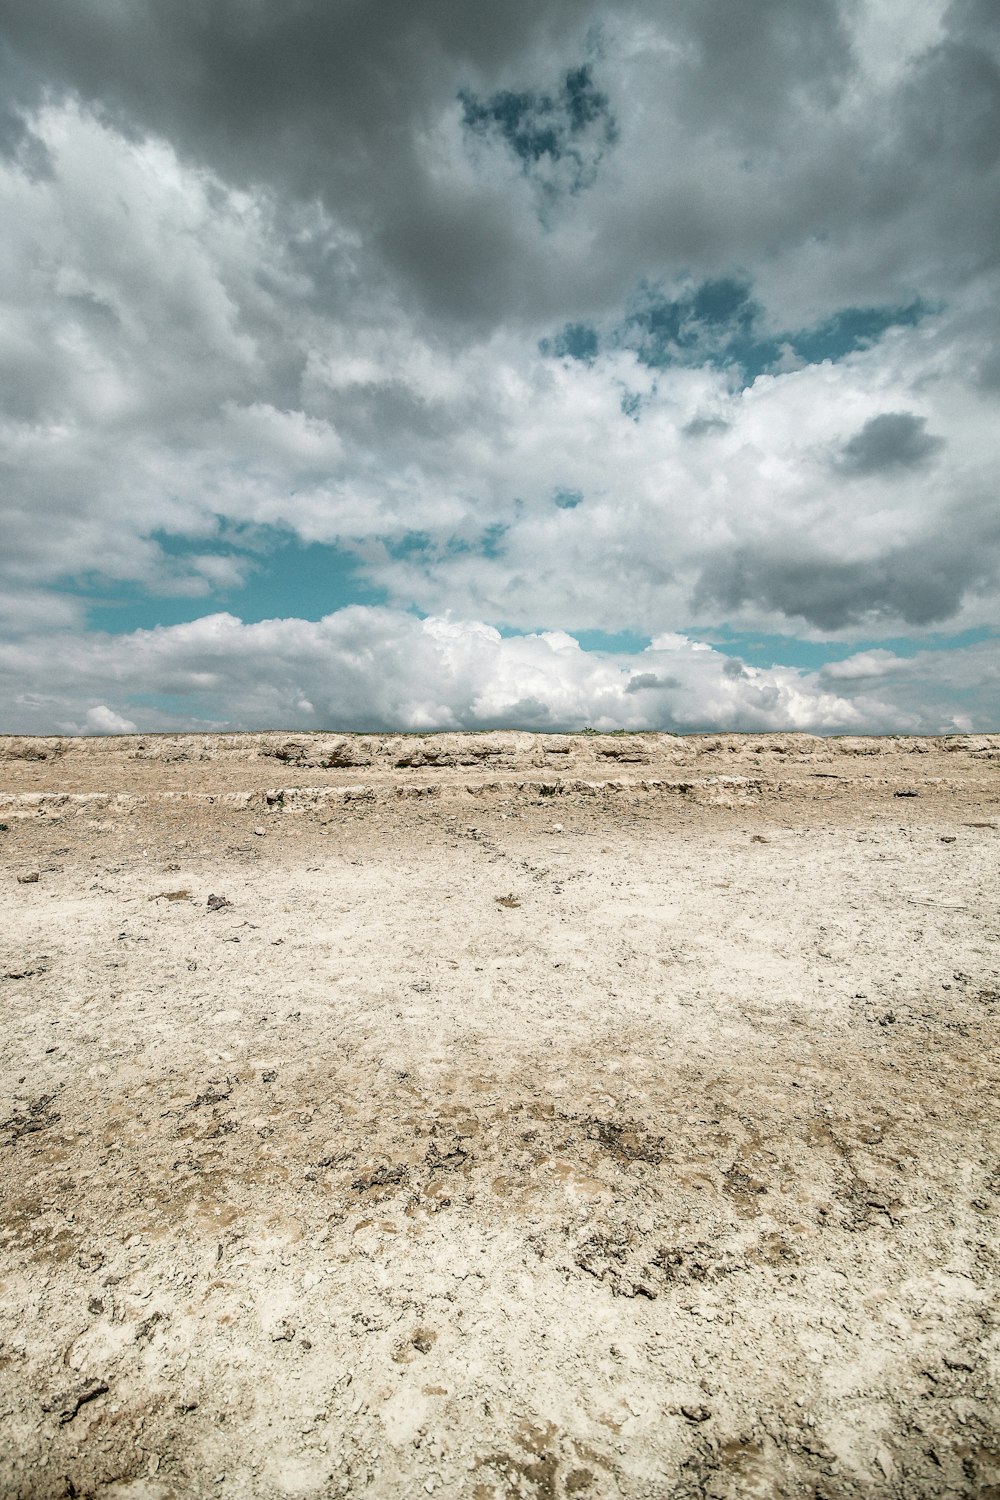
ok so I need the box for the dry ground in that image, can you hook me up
[1,730,998,1500]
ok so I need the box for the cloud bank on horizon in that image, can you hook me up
[0,0,997,734]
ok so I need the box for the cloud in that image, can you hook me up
[838,412,945,474]
[692,507,1000,632]
[820,650,908,681]
[624,672,682,693]
[84,704,137,735]
[0,608,995,737]
[1,101,996,651]
[0,2,998,731]
[358,335,1000,639]
[2,0,995,329]
[815,636,1000,732]
[683,415,730,439]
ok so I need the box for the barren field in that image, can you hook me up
[1,730,999,1500]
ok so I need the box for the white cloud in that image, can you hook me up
[0,590,85,635]
[0,607,994,737]
[820,650,908,681]
[84,704,138,735]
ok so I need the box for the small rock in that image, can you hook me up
[271,1320,296,1342]
[352,1163,409,1191]
[17,872,40,884]
[206,894,232,911]
[893,789,920,798]
[42,1378,109,1424]
[680,1404,711,1424]
[252,827,266,837]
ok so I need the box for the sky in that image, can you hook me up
[0,0,998,736]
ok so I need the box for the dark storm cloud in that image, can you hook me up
[4,0,991,331]
[878,0,1000,282]
[0,3,592,235]
[838,413,945,476]
[900,18,1000,176]
[666,0,855,140]
[0,0,995,345]
[0,1,572,145]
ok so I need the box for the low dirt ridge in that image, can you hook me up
[2,729,998,780]
[1,733,998,1498]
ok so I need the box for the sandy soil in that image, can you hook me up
[1,730,999,1500]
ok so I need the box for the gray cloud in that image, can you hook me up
[1,0,996,330]
[838,412,945,475]
[683,415,730,439]
[625,671,681,693]
[694,504,1000,631]
[0,99,51,180]
[666,0,855,141]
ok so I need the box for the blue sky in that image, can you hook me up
[0,0,998,734]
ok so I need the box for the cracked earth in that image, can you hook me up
[1,730,998,1498]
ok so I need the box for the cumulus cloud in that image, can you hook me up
[83,705,137,735]
[0,608,995,738]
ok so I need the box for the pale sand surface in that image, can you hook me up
[1,731,998,1499]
